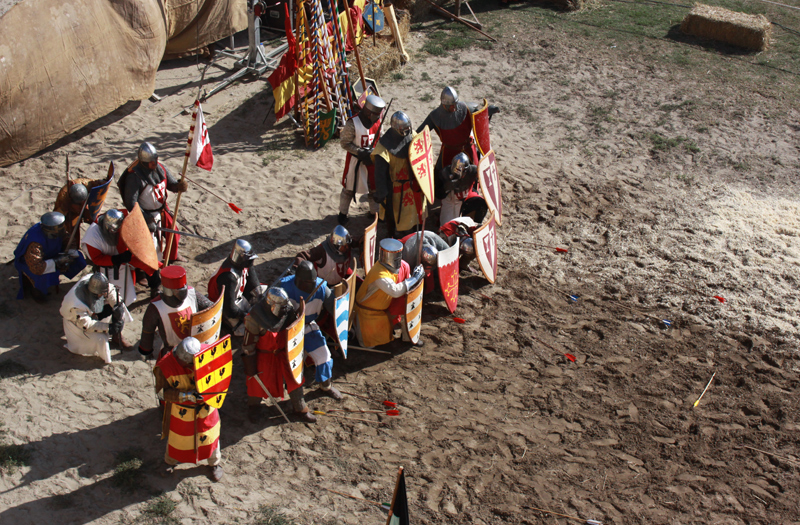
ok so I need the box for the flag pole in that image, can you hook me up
[164,100,197,262]
[385,466,404,525]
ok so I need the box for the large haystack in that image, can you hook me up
[681,3,771,51]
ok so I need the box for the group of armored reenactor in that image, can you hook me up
[11,86,500,483]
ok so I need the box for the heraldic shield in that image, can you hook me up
[333,280,351,358]
[191,286,224,345]
[344,264,357,329]
[438,238,460,314]
[285,301,306,386]
[401,280,424,344]
[471,99,492,157]
[478,150,503,226]
[409,127,435,206]
[194,335,232,409]
[473,211,498,284]
[363,213,378,275]
[120,203,159,272]
[86,162,114,222]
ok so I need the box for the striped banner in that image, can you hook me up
[334,280,350,357]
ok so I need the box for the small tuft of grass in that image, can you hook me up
[420,72,431,81]
[112,448,144,493]
[659,100,695,113]
[419,93,434,103]
[470,75,482,87]
[0,360,28,379]
[391,72,405,81]
[141,495,178,524]
[0,422,31,474]
[515,105,538,124]
[649,133,699,154]
[421,28,473,56]
[253,505,299,525]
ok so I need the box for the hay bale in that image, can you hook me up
[680,3,771,51]
[357,8,411,80]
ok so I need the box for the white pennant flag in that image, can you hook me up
[189,101,213,171]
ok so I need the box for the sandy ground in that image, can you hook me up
[1,5,800,524]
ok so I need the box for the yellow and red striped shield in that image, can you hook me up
[191,286,224,345]
[194,335,232,409]
[402,280,424,344]
[285,301,305,386]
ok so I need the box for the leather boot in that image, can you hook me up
[296,409,317,423]
[112,333,134,351]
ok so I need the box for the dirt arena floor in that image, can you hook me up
[1,1,799,523]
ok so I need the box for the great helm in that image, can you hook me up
[160,265,189,306]
[102,209,124,237]
[390,111,412,136]
[421,245,438,267]
[40,212,67,239]
[87,272,110,296]
[460,237,475,258]
[441,86,459,112]
[68,183,89,205]
[230,239,257,268]
[137,142,158,164]
[328,225,351,254]
[450,153,470,179]
[363,95,386,115]
[174,337,202,367]
[379,238,403,274]
[266,287,290,317]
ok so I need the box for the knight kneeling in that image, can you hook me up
[60,272,129,364]
[154,337,223,482]
[241,288,314,422]
[353,238,425,349]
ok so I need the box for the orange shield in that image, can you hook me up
[194,335,233,409]
[191,287,224,345]
[409,127,435,205]
[120,203,158,272]
[401,280,423,344]
[285,301,305,386]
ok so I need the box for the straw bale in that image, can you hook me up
[357,8,411,80]
[680,3,771,51]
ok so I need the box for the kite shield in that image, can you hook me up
[191,287,224,345]
[471,99,491,157]
[332,280,351,358]
[363,213,378,275]
[438,238,460,314]
[478,150,502,226]
[86,162,114,222]
[409,127,435,205]
[473,211,498,284]
[401,280,423,344]
[120,203,158,272]
[194,335,232,409]
[285,301,305,387]
[344,263,357,329]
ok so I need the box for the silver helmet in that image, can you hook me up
[87,272,110,296]
[174,336,202,367]
[102,209,125,236]
[230,239,257,268]
[421,245,438,267]
[68,183,89,205]
[441,86,459,111]
[390,111,412,136]
[137,142,158,164]
[41,212,66,239]
[460,238,475,258]
[450,153,470,179]
[379,238,403,274]
[363,95,386,115]
[266,287,289,317]
[328,225,351,254]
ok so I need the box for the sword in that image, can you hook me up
[251,374,292,424]
[154,225,218,242]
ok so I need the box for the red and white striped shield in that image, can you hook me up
[363,213,378,275]
[473,212,498,284]
[437,239,460,313]
[478,150,502,226]
[402,280,424,344]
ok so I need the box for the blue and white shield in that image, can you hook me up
[334,281,351,358]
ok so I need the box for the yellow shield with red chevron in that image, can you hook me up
[194,335,233,409]
[191,286,224,345]
[409,127,435,205]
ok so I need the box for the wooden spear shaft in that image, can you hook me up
[342,0,367,92]
[164,101,196,262]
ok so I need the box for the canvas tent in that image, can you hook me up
[0,0,246,167]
